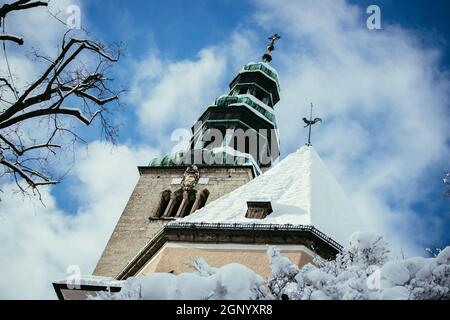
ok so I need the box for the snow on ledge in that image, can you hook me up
[54,275,124,287]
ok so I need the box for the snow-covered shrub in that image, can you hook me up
[402,247,450,299]
[267,246,300,299]
[273,232,387,300]
[347,232,389,267]
[267,232,449,300]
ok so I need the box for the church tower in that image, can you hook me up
[53,35,364,300]
[92,35,283,278]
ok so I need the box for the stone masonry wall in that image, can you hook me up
[93,166,254,277]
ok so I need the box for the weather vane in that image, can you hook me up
[302,103,322,146]
[262,33,281,63]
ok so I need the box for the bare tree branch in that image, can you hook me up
[0,1,48,22]
[0,1,48,45]
[0,77,17,94]
[0,2,125,195]
[0,107,104,128]
[0,133,60,156]
[0,158,57,187]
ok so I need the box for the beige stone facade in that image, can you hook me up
[137,242,315,279]
[93,165,255,277]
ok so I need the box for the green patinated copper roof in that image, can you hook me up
[148,153,183,167]
[148,149,256,168]
[242,62,280,89]
[148,151,252,167]
[146,60,279,175]
[214,95,277,124]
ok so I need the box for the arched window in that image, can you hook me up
[245,136,250,154]
[187,189,209,216]
[168,189,184,217]
[197,189,210,211]
[233,136,238,151]
[155,188,210,219]
[175,189,197,218]
[159,189,183,218]
[203,126,226,149]
[203,135,215,149]
[152,189,171,218]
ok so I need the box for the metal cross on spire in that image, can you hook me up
[262,33,281,63]
[302,103,322,146]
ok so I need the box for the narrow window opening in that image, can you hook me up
[187,189,210,215]
[203,136,215,149]
[152,189,171,218]
[255,89,265,101]
[245,136,250,154]
[233,136,238,150]
[169,189,184,217]
[183,190,198,217]
[197,189,210,211]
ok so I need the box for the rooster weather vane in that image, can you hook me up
[302,103,322,146]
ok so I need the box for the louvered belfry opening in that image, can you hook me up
[153,188,209,219]
[154,189,172,218]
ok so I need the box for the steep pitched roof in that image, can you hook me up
[179,146,365,244]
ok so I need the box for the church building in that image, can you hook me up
[53,35,362,300]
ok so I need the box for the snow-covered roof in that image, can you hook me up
[178,146,365,244]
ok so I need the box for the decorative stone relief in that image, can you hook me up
[180,165,200,190]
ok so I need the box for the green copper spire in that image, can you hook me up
[149,35,282,174]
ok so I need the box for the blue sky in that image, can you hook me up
[0,0,449,298]
[70,0,450,243]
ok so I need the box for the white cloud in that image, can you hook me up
[129,31,258,149]
[0,141,159,299]
[137,48,226,131]
[253,0,450,254]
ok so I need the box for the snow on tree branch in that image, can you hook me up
[0,2,125,197]
[0,33,23,45]
[0,1,48,46]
